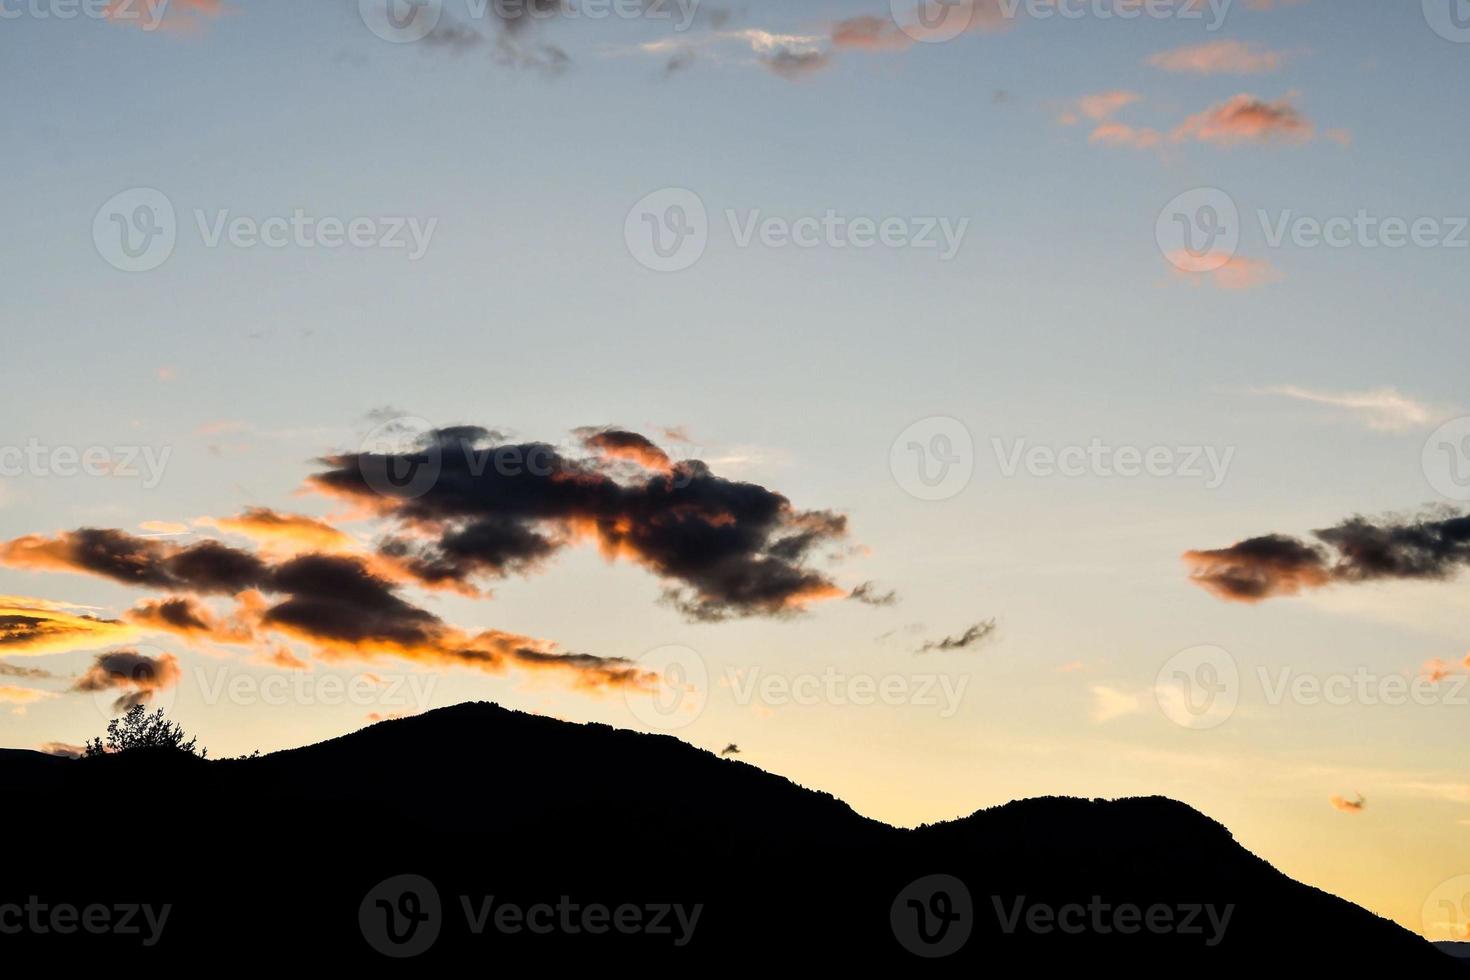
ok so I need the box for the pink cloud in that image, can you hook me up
[1147,40,1288,74]
[1166,252,1284,290]
[1089,122,1161,150]
[1171,93,1315,146]
[1060,90,1142,126]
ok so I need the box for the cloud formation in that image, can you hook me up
[0,426,863,693]
[1059,90,1142,125]
[0,685,56,706]
[0,597,134,655]
[849,581,899,607]
[1147,40,1288,74]
[1256,385,1439,432]
[70,650,182,711]
[308,426,853,622]
[1171,93,1315,146]
[916,619,996,653]
[1185,512,1470,602]
[1166,253,1283,290]
[1329,793,1366,813]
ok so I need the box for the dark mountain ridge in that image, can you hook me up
[5,701,1459,971]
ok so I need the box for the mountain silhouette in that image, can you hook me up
[4,702,1460,971]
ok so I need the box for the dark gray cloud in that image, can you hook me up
[1186,511,1470,602]
[917,620,997,653]
[310,426,852,621]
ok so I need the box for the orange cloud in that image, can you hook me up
[0,685,56,706]
[197,508,355,556]
[1059,90,1141,126]
[1166,252,1283,290]
[577,428,675,475]
[70,650,183,711]
[1422,659,1459,683]
[1329,793,1366,813]
[860,0,1012,46]
[0,596,135,655]
[1090,122,1161,150]
[125,596,258,648]
[1147,40,1287,74]
[1171,93,1315,146]
[1183,536,1330,602]
[39,741,85,758]
[830,15,913,50]
[105,0,224,34]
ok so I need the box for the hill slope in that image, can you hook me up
[4,701,1458,971]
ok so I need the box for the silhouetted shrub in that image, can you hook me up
[84,704,207,758]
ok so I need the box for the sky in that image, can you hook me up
[3,0,1470,944]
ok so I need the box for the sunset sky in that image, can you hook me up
[4,0,1470,943]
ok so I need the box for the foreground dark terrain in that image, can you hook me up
[3,702,1460,971]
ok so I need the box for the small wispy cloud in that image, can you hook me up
[638,28,830,80]
[1329,793,1366,813]
[1089,684,1142,723]
[1147,40,1291,75]
[1057,90,1141,126]
[1256,385,1441,432]
[1171,92,1317,146]
[916,620,996,653]
[1166,252,1283,290]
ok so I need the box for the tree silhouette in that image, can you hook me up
[84,703,207,758]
